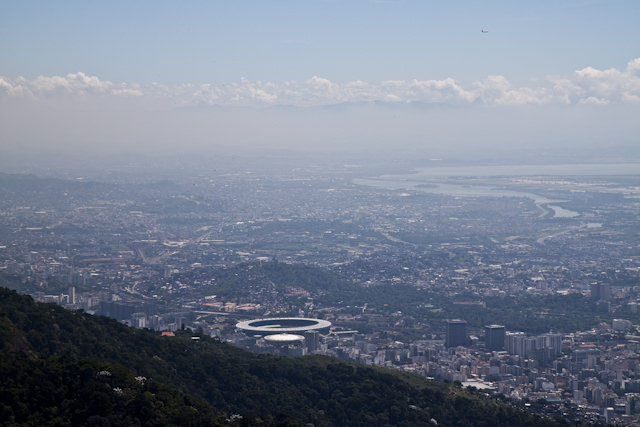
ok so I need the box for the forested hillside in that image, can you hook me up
[0,287,577,426]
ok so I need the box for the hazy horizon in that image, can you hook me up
[1,1,639,171]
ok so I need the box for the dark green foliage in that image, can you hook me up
[0,270,88,295]
[0,287,577,426]
[206,261,627,334]
[205,261,356,299]
[467,293,606,333]
[0,357,225,426]
[0,271,34,294]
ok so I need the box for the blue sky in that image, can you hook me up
[1,0,639,162]
[2,0,638,83]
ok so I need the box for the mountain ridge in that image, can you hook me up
[0,287,576,426]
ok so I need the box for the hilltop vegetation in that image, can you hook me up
[205,259,357,299]
[200,261,627,335]
[0,287,576,426]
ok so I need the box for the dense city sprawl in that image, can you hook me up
[1,160,639,425]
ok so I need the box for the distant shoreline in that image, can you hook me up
[382,163,640,178]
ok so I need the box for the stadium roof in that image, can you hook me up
[236,317,331,336]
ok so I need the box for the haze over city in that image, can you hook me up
[1,0,639,168]
[2,1,640,426]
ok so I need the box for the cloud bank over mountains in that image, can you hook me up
[2,58,639,108]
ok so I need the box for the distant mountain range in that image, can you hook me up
[0,286,576,426]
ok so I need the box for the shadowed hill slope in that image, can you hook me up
[0,287,576,426]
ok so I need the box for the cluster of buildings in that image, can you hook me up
[2,166,640,424]
[298,318,640,425]
[228,314,640,425]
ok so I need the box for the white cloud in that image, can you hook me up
[0,77,16,94]
[1,58,639,107]
[377,78,476,104]
[111,88,143,97]
[548,58,640,105]
[627,58,640,75]
[474,76,556,105]
[578,96,610,105]
[0,72,146,99]
[31,72,110,94]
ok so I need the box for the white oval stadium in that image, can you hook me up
[264,333,305,346]
[236,317,332,336]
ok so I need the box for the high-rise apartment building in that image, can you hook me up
[485,324,505,351]
[445,319,467,347]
